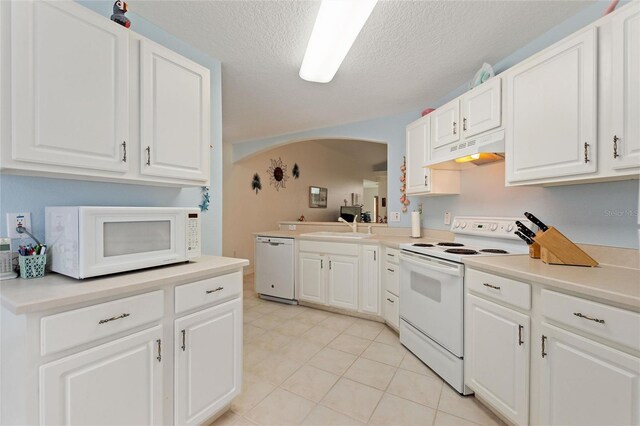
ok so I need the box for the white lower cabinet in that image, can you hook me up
[383,292,399,329]
[40,325,164,425]
[299,252,326,304]
[327,255,359,310]
[359,246,379,315]
[466,294,529,425]
[175,298,242,425]
[539,323,640,426]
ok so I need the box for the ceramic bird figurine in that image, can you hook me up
[111,0,131,28]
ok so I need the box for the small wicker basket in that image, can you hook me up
[18,254,46,279]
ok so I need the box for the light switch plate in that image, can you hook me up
[389,212,400,222]
[444,212,451,225]
[7,212,31,238]
[288,225,297,231]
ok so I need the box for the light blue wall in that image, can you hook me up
[0,1,223,255]
[231,1,639,249]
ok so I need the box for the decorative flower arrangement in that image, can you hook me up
[400,156,410,213]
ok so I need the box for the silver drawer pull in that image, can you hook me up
[482,283,501,290]
[98,313,130,324]
[206,286,224,294]
[387,298,395,303]
[573,312,605,324]
[387,268,395,272]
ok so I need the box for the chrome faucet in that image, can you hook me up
[338,217,358,233]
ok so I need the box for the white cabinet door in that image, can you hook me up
[299,253,326,304]
[461,77,502,138]
[175,298,242,425]
[359,246,379,315]
[140,39,210,182]
[327,255,359,311]
[506,28,598,184]
[11,0,129,173]
[466,295,529,425]
[383,291,399,329]
[611,4,640,171]
[431,99,460,150]
[40,326,163,425]
[539,323,640,426]
[406,116,430,195]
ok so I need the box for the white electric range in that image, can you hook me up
[398,216,532,395]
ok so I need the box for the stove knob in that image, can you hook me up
[506,224,514,232]
[490,224,498,231]
[460,222,467,229]
[453,221,460,228]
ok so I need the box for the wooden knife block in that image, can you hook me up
[528,241,541,259]
[533,227,598,267]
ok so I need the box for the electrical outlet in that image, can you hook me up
[7,212,32,238]
[444,212,451,225]
[288,224,297,230]
[389,212,400,222]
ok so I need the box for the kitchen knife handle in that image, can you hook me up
[524,212,548,232]
[516,221,537,239]
[515,231,533,245]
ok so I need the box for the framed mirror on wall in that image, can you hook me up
[309,186,328,208]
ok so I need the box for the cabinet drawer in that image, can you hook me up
[384,292,399,329]
[385,248,400,264]
[384,262,399,296]
[41,290,164,356]
[466,269,531,310]
[541,289,640,351]
[175,271,242,314]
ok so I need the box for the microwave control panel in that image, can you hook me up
[187,213,201,257]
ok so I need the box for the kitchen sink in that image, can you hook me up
[300,231,372,239]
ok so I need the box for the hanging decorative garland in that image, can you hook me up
[199,186,210,212]
[400,156,410,213]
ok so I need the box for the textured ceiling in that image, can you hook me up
[130,0,595,144]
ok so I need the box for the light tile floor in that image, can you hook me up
[211,275,505,426]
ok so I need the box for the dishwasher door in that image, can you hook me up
[255,237,295,300]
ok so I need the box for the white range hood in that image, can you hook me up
[426,129,505,170]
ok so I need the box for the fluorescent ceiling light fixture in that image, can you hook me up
[300,0,378,83]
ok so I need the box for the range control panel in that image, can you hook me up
[450,216,533,240]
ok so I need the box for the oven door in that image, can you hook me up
[79,207,187,278]
[399,251,464,357]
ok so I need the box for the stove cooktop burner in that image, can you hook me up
[445,248,479,255]
[437,242,464,247]
[479,249,509,254]
[413,243,435,247]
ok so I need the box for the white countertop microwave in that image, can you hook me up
[45,207,201,279]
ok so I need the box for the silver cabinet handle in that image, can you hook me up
[387,253,395,257]
[145,146,151,166]
[482,282,501,290]
[453,121,457,135]
[181,329,186,351]
[541,335,547,358]
[98,313,130,324]
[156,339,162,362]
[121,141,127,163]
[387,298,395,303]
[584,142,590,163]
[321,259,323,269]
[518,325,524,346]
[573,312,605,324]
[387,268,395,272]
[206,286,224,294]
[613,135,620,159]
[374,251,376,261]
[463,117,467,131]
[329,260,332,270]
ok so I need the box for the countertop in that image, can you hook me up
[253,230,442,249]
[463,255,640,310]
[1,256,249,315]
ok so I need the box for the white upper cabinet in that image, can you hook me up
[140,39,210,182]
[40,326,164,426]
[611,4,640,171]
[461,77,502,138]
[506,28,598,184]
[431,99,461,149]
[406,116,430,195]
[10,1,129,173]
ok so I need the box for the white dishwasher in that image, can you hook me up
[254,236,296,303]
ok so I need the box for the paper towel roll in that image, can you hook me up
[411,211,421,238]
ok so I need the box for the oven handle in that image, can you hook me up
[400,252,463,277]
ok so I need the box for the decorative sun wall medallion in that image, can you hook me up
[267,157,289,191]
[251,173,262,194]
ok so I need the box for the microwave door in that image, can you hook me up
[81,212,186,278]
